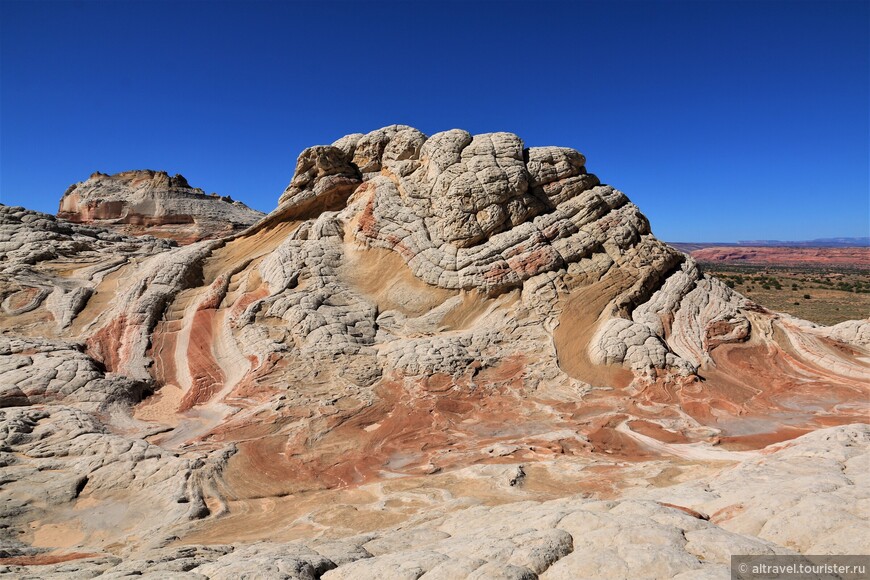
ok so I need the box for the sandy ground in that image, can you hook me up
[133,384,184,427]
[31,521,85,550]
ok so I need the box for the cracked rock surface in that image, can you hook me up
[2,425,866,578]
[0,126,867,577]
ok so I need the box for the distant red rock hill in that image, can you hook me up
[673,245,870,268]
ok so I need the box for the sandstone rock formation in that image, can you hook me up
[2,425,866,577]
[1,126,867,577]
[57,170,264,243]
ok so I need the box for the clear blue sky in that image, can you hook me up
[1,1,867,242]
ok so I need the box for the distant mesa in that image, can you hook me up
[671,238,870,253]
[736,237,870,248]
[57,169,264,244]
[669,242,870,268]
[687,246,870,268]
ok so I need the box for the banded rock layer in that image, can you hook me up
[0,126,868,577]
[58,169,264,243]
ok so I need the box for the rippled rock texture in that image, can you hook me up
[1,126,867,577]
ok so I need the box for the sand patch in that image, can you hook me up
[340,245,457,317]
[553,269,634,388]
[134,384,184,427]
[31,521,85,549]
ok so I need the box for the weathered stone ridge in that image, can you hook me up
[58,169,264,243]
[273,126,755,375]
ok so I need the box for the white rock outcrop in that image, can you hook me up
[0,126,867,577]
[58,170,264,243]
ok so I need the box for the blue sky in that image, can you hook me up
[1,0,867,242]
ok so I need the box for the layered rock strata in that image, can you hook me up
[1,425,866,577]
[57,170,264,243]
[0,126,867,576]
